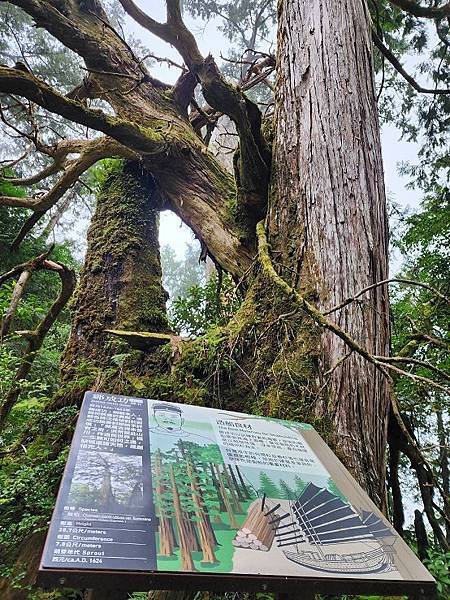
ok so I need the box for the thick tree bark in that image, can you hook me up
[436,410,450,543]
[269,0,391,502]
[54,160,170,406]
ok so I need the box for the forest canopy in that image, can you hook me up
[0,0,449,599]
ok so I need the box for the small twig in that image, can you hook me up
[324,277,450,316]
[372,32,450,94]
[374,356,450,383]
[320,351,355,397]
[142,52,186,72]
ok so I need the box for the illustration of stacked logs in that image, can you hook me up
[232,502,278,551]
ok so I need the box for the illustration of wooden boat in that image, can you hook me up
[276,483,397,575]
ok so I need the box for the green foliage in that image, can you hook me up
[184,0,275,50]
[278,478,295,499]
[0,175,79,448]
[85,158,125,193]
[161,241,205,302]
[369,2,450,192]
[258,472,281,498]
[0,445,70,547]
[424,548,450,599]
[327,478,346,501]
[161,235,242,338]
[390,188,449,419]
[171,272,241,336]
[388,188,449,578]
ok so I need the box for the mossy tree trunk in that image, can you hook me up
[267,0,391,504]
[53,160,170,408]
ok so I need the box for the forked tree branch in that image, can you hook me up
[0,248,52,286]
[410,332,449,350]
[0,136,136,211]
[0,248,52,340]
[1,138,103,186]
[0,67,168,154]
[117,0,270,220]
[390,407,450,550]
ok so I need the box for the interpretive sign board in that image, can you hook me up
[39,391,435,597]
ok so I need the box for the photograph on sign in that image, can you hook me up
[40,393,157,572]
[39,392,434,590]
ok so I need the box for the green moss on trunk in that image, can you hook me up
[57,159,170,405]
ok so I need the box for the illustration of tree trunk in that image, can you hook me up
[235,465,252,499]
[184,515,201,552]
[209,463,226,512]
[190,463,219,545]
[227,464,246,502]
[213,463,239,528]
[186,460,218,564]
[169,465,196,571]
[155,451,174,557]
[221,464,244,514]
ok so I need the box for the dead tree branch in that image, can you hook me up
[0,136,136,211]
[410,332,449,350]
[375,355,450,382]
[0,248,53,340]
[0,259,76,429]
[10,210,48,250]
[373,32,450,94]
[391,412,450,550]
[324,276,450,315]
[0,270,32,339]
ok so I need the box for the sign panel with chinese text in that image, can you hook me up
[39,392,435,596]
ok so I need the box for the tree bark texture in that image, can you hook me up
[55,160,170,406]
[269,0,391,502]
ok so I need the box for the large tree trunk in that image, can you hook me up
[268,0,390,502]
[54,160,170,407]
